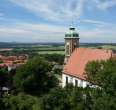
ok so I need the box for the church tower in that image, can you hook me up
[64,26,79,63]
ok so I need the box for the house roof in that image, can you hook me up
[63,48,113,80]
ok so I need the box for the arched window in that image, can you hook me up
[66,77,68,85]
[75,80,78,87]
[66,44,70,55]
[74,44,77,49]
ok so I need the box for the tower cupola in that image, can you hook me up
[64,26,79,63]
[65,26,79,38]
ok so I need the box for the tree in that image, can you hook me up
[40,54,64,65]
[0,68,8,87]
[2,55,116,110]
[85,58,116,110]
[13,56,59,95]
[85,58,116,94]
[41,86,93,110]
[2,93,41,110]
[0,60,3,64]
[91,90,116,110]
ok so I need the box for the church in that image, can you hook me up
[62,26,115,88]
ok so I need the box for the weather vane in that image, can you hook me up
[70,17,75,28]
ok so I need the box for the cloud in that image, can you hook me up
[79,20,116,43]
[9,0,85,22]
[93,0,116,10]
[19,23,67,33]
[0,13,4,17]
[79,28,116,43]
[80,19,116,29]
[9,0,116,23]
[0,0,115,43]
[81,19,107,25]
[0,22,68,42]
[0,19,116,43]
[0,28,28,34]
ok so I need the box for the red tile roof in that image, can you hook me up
[0,48,13,51]
[0,64,7,68]
[63,48,113,80]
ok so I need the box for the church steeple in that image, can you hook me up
[64,26,79,63]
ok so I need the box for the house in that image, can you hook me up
[0,55,28,71]
[62,26,114,88]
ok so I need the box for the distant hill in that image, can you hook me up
[0,42,116,49]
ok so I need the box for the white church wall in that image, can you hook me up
[62,73,90,88]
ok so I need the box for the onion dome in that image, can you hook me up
[65,26,79,38]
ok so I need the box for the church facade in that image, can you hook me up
[62,26,114,88]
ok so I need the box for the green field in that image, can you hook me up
[37,45,64,55]
[38,50,65,54]
[0,42,116,57]
[101,45,116,50]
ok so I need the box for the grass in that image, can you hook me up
[36,45,65,55]
[2,43,116,57]
[38,51,65,55]
[101,45,116,50]
[36,44,116,55]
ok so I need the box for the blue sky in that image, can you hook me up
[0,0,116,43]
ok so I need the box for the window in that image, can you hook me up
[86,82,90,87]
[74,44,77,49]
[75,80,78,87]
[69,77,73,84]
[79,80,83,87]
[66,45,70,55]
[66,77,68,85]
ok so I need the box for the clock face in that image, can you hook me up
[74,42,77,45]
[66,42,70,45]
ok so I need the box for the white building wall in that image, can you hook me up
[62,73,90,88]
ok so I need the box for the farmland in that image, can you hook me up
[0,42,116,57]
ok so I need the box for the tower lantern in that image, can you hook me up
[64,26,79,63]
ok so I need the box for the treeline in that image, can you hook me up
[0,56,116,110]
[39,54,64,65]
[0,47,64,59]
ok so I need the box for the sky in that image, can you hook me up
[0,0,116,43]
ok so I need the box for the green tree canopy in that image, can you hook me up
[85,58,116,94]
[84,58,116,110]
[2,93,41,110]
[13,56,59,95]
[39,54,64,65]
[41,86,93,110]
[2,56,116,110]
[0,68,8,87]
